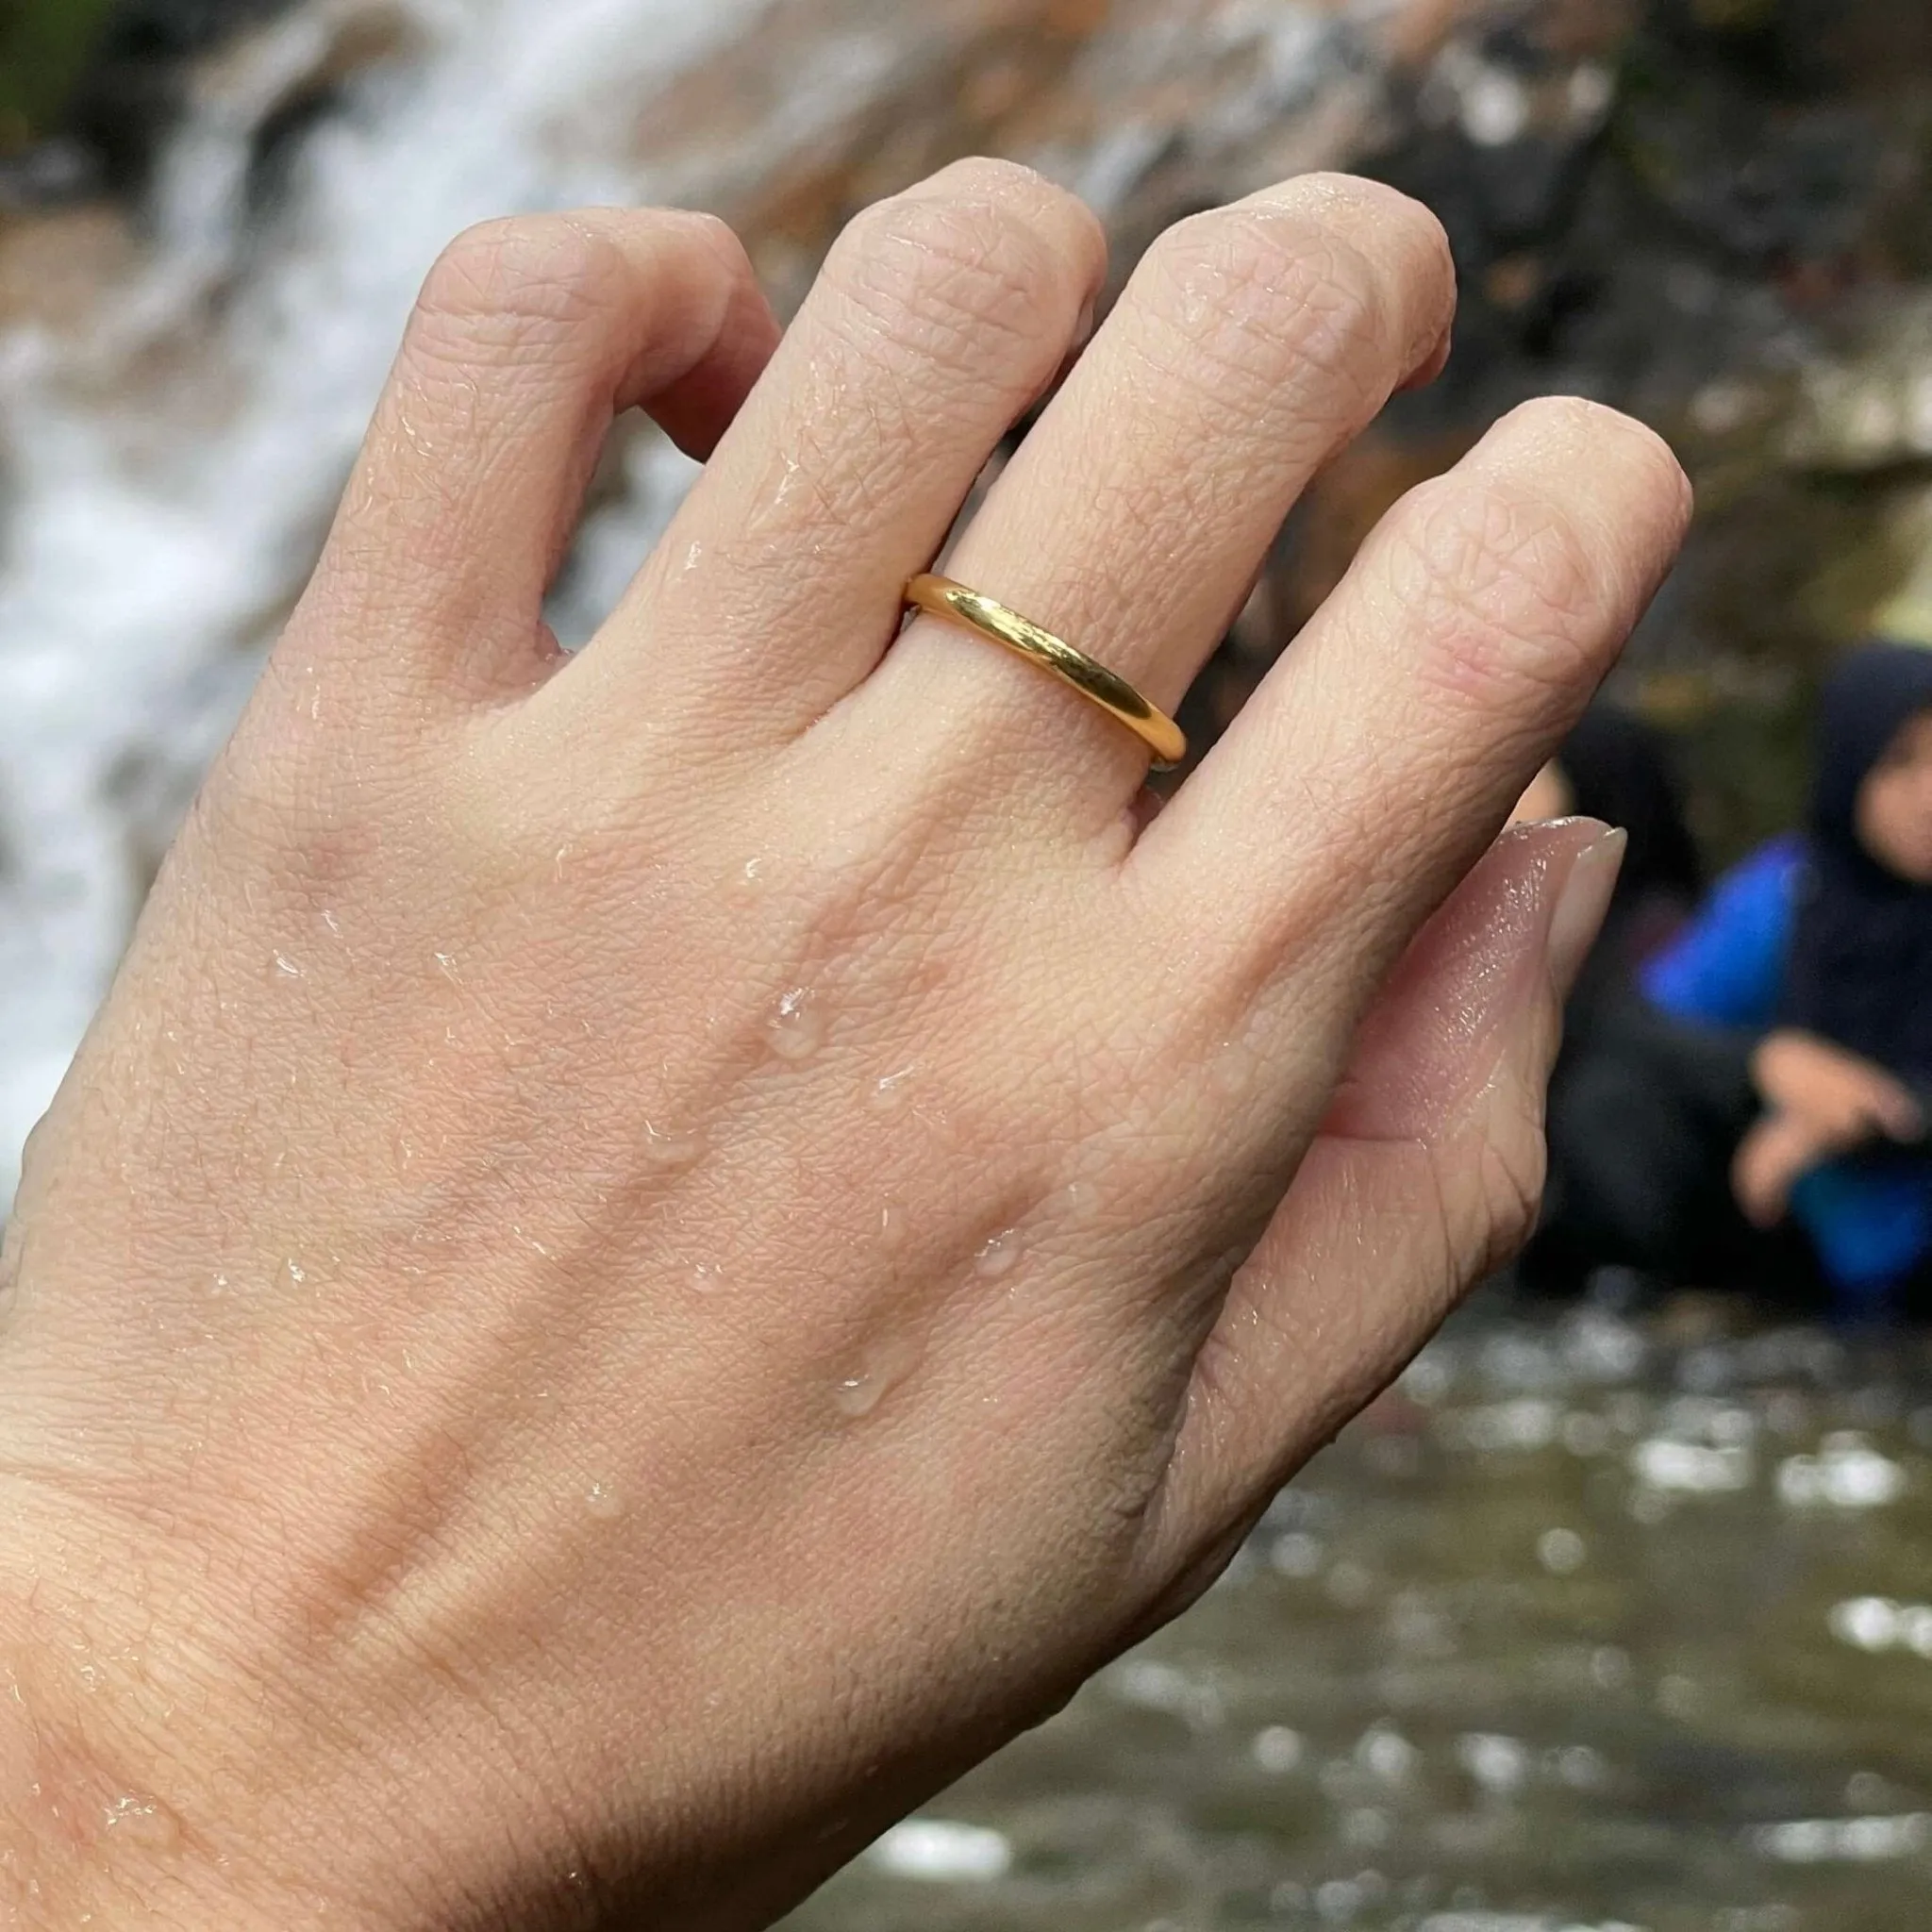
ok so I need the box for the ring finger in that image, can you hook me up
[556,158,1105,757]
[839,174,1456,836]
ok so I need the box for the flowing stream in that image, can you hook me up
[789,1305,1932,1932]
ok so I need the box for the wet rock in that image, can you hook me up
[68,0,309,194]
[1781,295,1932,473]
[0,203,136,332]
[0,138,104,210]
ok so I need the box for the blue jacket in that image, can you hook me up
[1641,837,1932,1301]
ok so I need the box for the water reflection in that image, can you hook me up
[787,1304,1932,1931]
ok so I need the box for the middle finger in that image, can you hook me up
[842,174,1455,837]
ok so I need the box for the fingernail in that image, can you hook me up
[1399,324,1454,391]
[1545,825,1627,999]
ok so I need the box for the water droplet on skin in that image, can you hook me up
[1208,1040,1257,1096]
[1061,1180,1097,1219]
[102,1796,181,1851]
[833,1372,888,1419]
[870,1066,916,1112]
[286,1259,306,1285]
[741,856,767,888]
[877,1201,908,1251]
[321,910,341,937]
[832,1334,919,1420]
[584,1480,625,1521]
[688,1262,724,1292]
[642,1121,704,1169]
[974,1230,1023,1280]
[275,954,302,978]
[767,988,826,1061]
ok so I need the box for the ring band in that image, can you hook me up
[904,574,1188,771]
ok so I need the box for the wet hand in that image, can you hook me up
[0,166,1686,1930]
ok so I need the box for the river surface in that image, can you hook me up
[786,1302,1932,1932]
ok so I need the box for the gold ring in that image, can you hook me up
[904,574,1188,771]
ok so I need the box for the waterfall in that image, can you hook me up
[0,0,899,1191]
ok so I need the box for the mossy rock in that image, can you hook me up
[0,0,117,151]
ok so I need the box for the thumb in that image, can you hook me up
[1149,818,1624,1557]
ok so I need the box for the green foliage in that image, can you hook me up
[0,0,117,151]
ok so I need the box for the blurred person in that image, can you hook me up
[0,165,1691,1927]
[1534,643,1932,1316]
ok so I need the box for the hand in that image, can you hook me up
[0,166,1684,1930]
[1751,1028,1924,1153]
[1732,1109,1837,1227]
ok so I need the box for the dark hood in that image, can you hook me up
[1783,641,1932,1089]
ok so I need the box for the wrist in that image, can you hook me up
[0,1525,238,1931]
[0,1473,411,1932]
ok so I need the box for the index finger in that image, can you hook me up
[312,209,779,695]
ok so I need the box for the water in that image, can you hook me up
[768,986,827,1062]
[99,1794,183,1852]
[640,1119,706,1168]
[582,1477,626,1520]
[975,1229,1024,1280]
[871,1069,918,1114]
[784,1305,1932,1932]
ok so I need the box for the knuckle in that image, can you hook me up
[194,728,408,918]
[827,181,1087,377]
[1141,207,1390,414]
[663,208,758,294]
[1525,392,1679,473]
[670,207,741,258]
[1277,174,1454,289]
[920,157,1106,269]
[411,216,627,363]
[1391,474,1607,711]
[1501,396,1693,541]
[925,153,1060,206]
